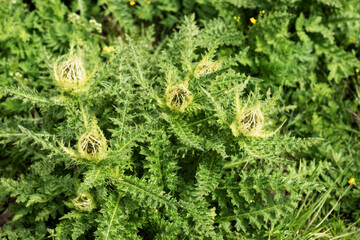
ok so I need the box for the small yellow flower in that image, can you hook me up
[209,207,217,219]
[129,1,136,6]
[348,36,356,44]
[250,17,257,24]
[348,178,355,185]
[356,69,359,73]
[233,16,240,22]
[147,1,151,4]
[260,10,265,15]
[101,46,115,55]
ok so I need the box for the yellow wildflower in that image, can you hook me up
[101,46,115,55]
[147,1,151,4]
[348,178,355,185]
[129,1,136,6]
[250,17,257,24]
[209,207,217,219]
[348,36,356,44]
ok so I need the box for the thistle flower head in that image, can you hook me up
[231,103,264,137]
[165,84,193,112]
[77,121,107,163]
[194,58,221,78]
[53,52,90,95]
[72,192,96,212]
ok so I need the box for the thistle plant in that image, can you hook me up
[1,2,359,239]
[230,92,284,138]
[0,14,329,240]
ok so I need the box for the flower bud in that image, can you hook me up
[77,121,107,163]
[72,192,96,212]
[165,84,193,113]
[53,53,90,95]
[231,104,264,137]
[194,59,221,78]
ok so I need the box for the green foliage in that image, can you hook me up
[1,0,359,239]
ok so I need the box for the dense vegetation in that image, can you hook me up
[0,0,359,239]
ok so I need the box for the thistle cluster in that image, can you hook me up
[162,72,281,139]
[53,48,107,163]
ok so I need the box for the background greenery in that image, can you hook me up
[0,0,359,239]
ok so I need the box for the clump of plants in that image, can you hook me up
[1,0,359,239]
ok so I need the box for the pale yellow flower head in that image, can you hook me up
[165,84,193,113]
[72,192,96,212]
[77,121,107,163]
[53,53,91,95]
[194,58,222,78]
[231,103,265,137]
